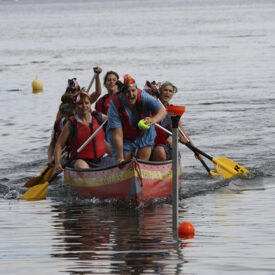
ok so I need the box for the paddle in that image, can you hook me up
[24,150,68,187]
[155,123,249,179]
[184,142,249,179]
[20,119,108,201]
[155,123,218,176]
[86,72,97,92]
[177,127,218,176]
[157,99,218,176]
[24,165,53,187]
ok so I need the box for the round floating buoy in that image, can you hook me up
[32,76,43,92]
[178,221,195,236]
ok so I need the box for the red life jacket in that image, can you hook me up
[95,94,112,115]
[69,112,106,160]
[54,117,66,140]
[154,112,171,145]
[154,125,168,145]
[112,90,146,141]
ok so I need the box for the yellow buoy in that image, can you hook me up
[32,76,43,92]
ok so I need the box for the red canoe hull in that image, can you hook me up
[64,158,182,205]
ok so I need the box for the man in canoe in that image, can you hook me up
[107,74,167,166]
[54,90,114,173]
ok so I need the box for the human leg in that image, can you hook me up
[151,145,167,161]
[136,146,152,161]
[74,159,90,169]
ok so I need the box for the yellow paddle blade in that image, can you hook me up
[20,182,49,201]
[24,165,51,187]
[209,170,219,177]
[213,157,249,179]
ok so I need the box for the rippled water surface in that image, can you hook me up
[1,0,275,273]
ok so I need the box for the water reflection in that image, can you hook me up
[50,203,186,274]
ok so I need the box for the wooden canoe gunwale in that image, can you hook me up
[65,158,173,173]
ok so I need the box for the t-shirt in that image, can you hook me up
[106,90,162,159]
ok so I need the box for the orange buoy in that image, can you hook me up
[178,221,195,236]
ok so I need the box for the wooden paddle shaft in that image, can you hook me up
[87,73,97,93]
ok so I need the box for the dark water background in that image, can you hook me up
[0,0,275,273]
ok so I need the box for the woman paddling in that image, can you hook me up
[48,102,75,166]
[54,91,114,174]
[151,81,202,161]
[95,70,120,115]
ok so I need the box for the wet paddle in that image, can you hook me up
[155,123,218,176]
[24,165,53,187]
[184,142,249,179]
[157,99,218,176]
[155,123,249,179]
[20,119,108,201]
[177,128,219,177]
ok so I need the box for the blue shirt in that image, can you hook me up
[107,90,162,159]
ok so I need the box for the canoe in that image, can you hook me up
[64,158,182,206]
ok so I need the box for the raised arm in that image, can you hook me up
[90,66,102,104]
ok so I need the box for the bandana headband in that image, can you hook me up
[65,78,80,94]
[73,90,90,104]
[117,74,137,92]
[143,80,160,95]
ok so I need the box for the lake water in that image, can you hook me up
[1,0,275,273]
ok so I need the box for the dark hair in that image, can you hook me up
[61,93,74,104]
[103,71,119,85]
[59,103,75,117]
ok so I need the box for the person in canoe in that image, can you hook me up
[65,77,80,94]
[150,81,202,161]
[143,80,160,99]
[95,70,120,115]
[54,90,114,173]
[106,74,167,166]
[48,102,75,166]
[56,67,102,119]
[65,66,102,100]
